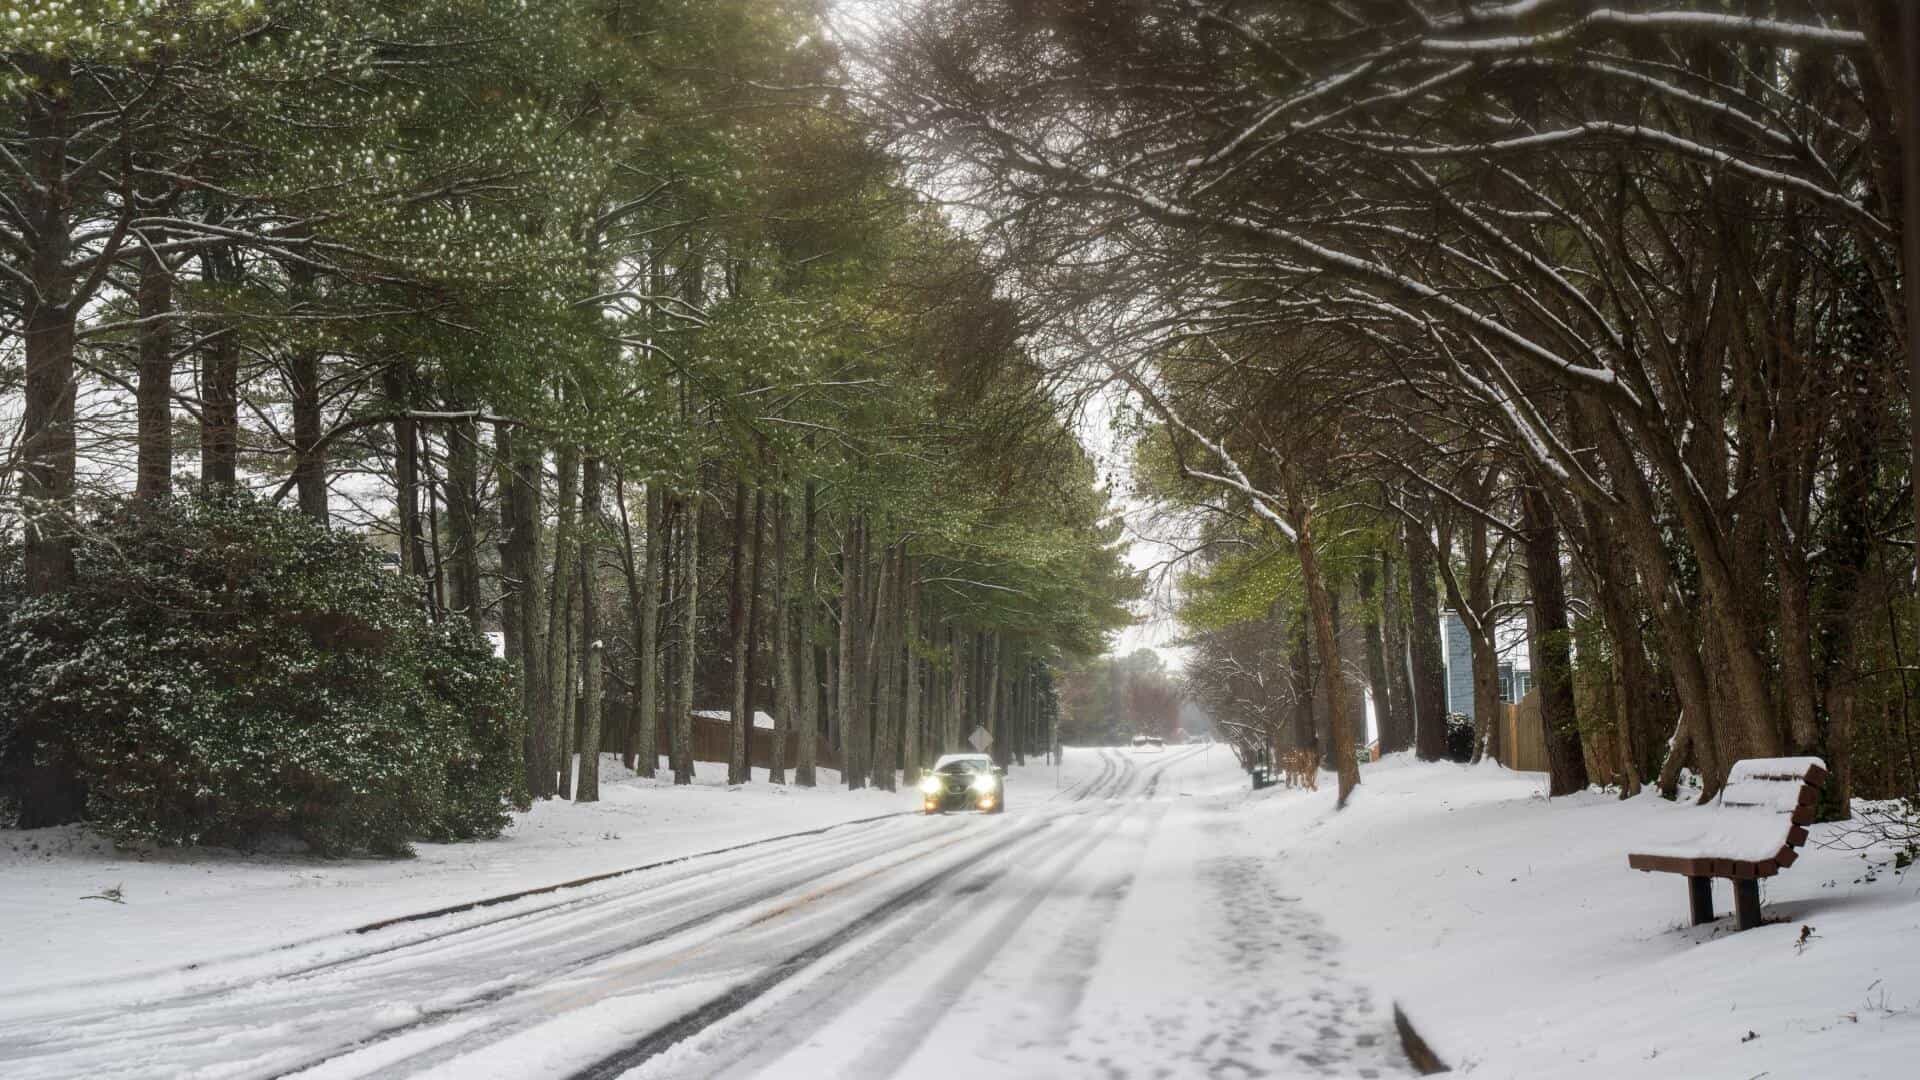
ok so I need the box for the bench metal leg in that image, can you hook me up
[1687,876,1714,926]
[1733,878,1762,930]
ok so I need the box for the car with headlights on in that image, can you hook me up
[918,753,1005,814]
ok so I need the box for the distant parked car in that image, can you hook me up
[919,753,1005,814]
[1131,734,1164,752]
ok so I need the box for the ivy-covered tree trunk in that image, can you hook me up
[134,247,174,502]
[575,456,604,801]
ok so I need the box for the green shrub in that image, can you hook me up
[0,491,528,854]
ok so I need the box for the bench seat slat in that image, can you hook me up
[1717,778,1815,812]
[1727,757,1826,784]
[1626,756,1825,878]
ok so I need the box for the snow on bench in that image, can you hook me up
[1627,756,1826,931]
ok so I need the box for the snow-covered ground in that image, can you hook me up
[3,746,1911,1078]
[0,744,1412,1079]
[1252,754,1920,1078]
[0,758,898,995]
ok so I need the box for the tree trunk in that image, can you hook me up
[871,544,900,791]
[1292,490,1360,807]
[544,443,580,798]
[19,71,79,597]
[445,419,483,619]
[630,481,663,776]
[771,489,792,784]
[903,554,922,784]
[1522,484,1589,796]
[983,632,1005,767]
[728,480,752,785]
[1379,541,1415,754]
[199,332,239,490]
[1289,616,1316,753]
[947,625,967,753]
[134,247,174,502]
[1459,508,1503,766]
[838,516,863,788]
[1358,560,1390,753]
[1581,404,1724,796]
[577,457,605,801]
[499,424,549,797]
[861,532,897,788]
[559,580,578,797]
[797,480,819,786]
[744,488,768,776]
[1404,510,1448,761]
[387,369,432,589]
[673,489,699,784]
[21,300,78,595]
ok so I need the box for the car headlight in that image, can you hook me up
[919,775,943,796]
[971,773,997,793]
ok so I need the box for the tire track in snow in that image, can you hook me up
[631,745,1210,1079]
[559,813,1071,1080]
[0,810,927,1024]
[0,747,1214,1080]
[0,815,983,1079]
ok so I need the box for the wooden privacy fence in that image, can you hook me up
[1496,693,1551,774]
[651,713,842,773]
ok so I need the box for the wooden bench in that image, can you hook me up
[1627,757,1826,931]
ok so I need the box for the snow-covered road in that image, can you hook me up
[0,746,1411,1079]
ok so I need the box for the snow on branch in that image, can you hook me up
[1422,8,1866,53]
[1343,122,1888,238]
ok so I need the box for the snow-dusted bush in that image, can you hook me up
[0,492,528,854]
[1444,712,1475,762]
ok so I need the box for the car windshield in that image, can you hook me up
[937,761,985,774]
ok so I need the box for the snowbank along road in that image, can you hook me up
[0,745,1411,1079]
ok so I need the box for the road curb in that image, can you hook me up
[350,810,913,934]
[1393,1001,1450,1074]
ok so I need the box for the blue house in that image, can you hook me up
[1440,610,1532,721]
